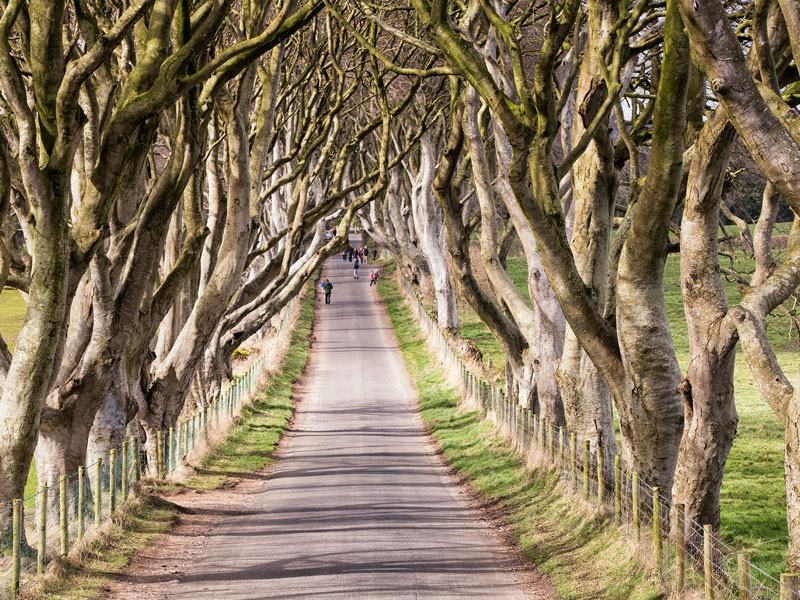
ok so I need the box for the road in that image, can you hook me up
[141,250,532,599]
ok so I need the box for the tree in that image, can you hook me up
[677,0,800,569]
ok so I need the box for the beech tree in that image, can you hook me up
[675,0,800,569]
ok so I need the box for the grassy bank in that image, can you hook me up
[377,261,662,599]
[27,285,316,599]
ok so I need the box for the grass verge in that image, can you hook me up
[26,284,316,599]
[377,260,663,600]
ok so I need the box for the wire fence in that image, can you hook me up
[397,274,799,600]
[0,299,295,598]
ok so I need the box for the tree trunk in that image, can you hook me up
[556,0,618,454]
[409,131,458,330]
[672,111,739,545]
[614,0,688,495]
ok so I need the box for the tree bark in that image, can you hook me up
[673,110,738,543]
[556,0,618,453]
[409,130,458,330]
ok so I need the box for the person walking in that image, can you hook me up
[353,258,360,279]
[348,247,354,262]
[322,279,333,304]
[372,248,377,261]
[342,250,347,261]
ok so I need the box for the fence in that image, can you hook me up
[0,299,295,598]
[397,274,799,600]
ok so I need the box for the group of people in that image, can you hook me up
[342,245,377,263]
[351,257,381,282]
[322,245,382,304]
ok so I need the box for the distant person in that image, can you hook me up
[348,247,354,262]
[372,248,377,261]
[353,258,360,279]
[342,250,347,261]
[369,271,377,287]
[322,279,333,304]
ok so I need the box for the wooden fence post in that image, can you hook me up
[570,433,577,492]
[168,427,175,472]
[77,466,85,539]
[653,487,662,579]
[94,459,101,525]
[597,449,604,505]
[704,524,714,600]
[676,503,685,592]
[632,471,640,543]
[37,487,47,572]
[780,574,799,600]
[737,553,750,599]
[109,449,117,512]
[614,455,621,524]
[157,430,165,479]
[540,418,547,452]
[132,436,141,482]
[121,441,128,503]
[11,499,20,596]
[59,476,67,555]
[583,441,590,501]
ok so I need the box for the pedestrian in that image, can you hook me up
[342,250,347,261]
[369,271,375,286]
[353,258,360,279]
[348,247,354,262]
[372,248,377,261]
[322,279,333,304]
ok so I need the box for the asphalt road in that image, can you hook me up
[156,249,529,599]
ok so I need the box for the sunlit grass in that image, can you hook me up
[0,289,27,353]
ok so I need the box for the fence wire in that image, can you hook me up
[398,275,798,600]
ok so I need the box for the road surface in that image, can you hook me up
[139,250,532,599]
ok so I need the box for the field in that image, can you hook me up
[442,248,791,580]
[0,289,38,500]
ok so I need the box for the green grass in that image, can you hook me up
[0,289,40,502]
[378,261,663,599]
[452,250,790,580]
[26,283,317,599]
[0,289,28,353]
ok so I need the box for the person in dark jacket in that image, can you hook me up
[353,258,360,279]
[322,279,333,304]
[348,247,354,261]
[372,248,377,261]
